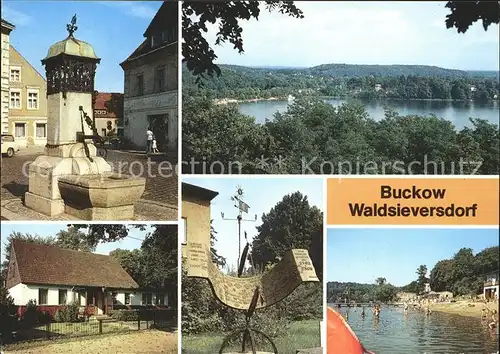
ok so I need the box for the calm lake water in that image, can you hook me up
[330,305,499,353]
[238,99,500,129]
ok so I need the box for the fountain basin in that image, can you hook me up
[58,173,146,220]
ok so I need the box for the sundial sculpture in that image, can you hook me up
[185,187,320,353]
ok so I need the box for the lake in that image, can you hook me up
[329,305,499,353]
[238,98,500,129]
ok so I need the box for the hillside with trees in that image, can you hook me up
[183,64,500,101]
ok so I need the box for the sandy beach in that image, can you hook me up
[430,300,499,318]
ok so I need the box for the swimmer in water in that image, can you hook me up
[404,302,409,312]
[361,307,366,318]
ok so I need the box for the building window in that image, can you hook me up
[142,293,152,305]
[136,74,144,96]
[112,292,118,305]
[124,293,131,305]
[36,123,46,138]
[27,89,39,110]
[59,289,67,305]
[14,123,26,138]
[76,291,83,306]
[162,27,176,43]
[38,288,48,305]
[10,67,21,82]
[9,90,21,109]
[155,67,165,92]
[87,290,95,305]
[180,217,187,244]
[151,33,161,48]
[155,294,165,306]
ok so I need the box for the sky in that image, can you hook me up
[2,1,163,92]
[203,1,500,71]
[182,177,323,271]
[0,223,152,264]
[327,228,500,286]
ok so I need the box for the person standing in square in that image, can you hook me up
[146,127,153,154]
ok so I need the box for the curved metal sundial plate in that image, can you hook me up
[185,242,319,310]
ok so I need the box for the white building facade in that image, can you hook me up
[1,18,15,133]
[120,2,178,153]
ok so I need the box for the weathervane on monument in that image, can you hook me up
[221,185,257,269]
[66,14,78,37]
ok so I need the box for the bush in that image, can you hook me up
[54,302,80,323]
[0,288,18,341]
[110,309,139,321]
[20,300,39,326]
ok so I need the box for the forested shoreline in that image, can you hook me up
[183,64,500,102]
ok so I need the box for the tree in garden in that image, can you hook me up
[68,224,146,248]
[210,220,227,268]
[56,226,95,252]
[250,191,323,279]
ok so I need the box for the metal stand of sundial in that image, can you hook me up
[219,286,278,354]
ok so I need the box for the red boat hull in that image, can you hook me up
[327,307,374,354]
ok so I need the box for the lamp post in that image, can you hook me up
[221,186,257,270]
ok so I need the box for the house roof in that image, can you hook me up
[1,18,15,32]
[143,1,174,38]
[10,45,46,83]
[182,182,219,202]
[9,240,139,289]
[93,92,123,119]
[120,1,177,67]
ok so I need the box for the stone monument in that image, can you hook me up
[24,15,145,220]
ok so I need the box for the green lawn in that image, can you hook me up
[182,320,320,354]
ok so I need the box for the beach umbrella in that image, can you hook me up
[327,307,375,354]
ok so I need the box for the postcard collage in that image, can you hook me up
[0,1,499,353]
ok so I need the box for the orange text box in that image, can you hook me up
[327,178,499,225]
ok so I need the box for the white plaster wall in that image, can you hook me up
[7,283,25,305]
[123,91,177,151]
[10,285,166,307]
[47,92,93,145]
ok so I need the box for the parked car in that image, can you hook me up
[1,134,20,157]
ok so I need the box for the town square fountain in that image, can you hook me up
[23,15,145,220]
